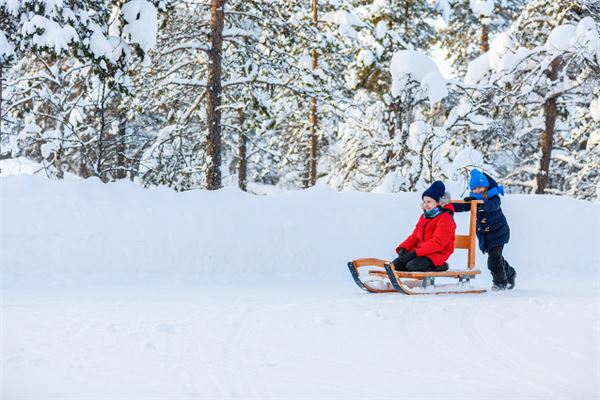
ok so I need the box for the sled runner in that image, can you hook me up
[347,200,486,295]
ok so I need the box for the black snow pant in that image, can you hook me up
[394,256,448,272]
[488,246,516,286]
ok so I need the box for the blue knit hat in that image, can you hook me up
[422,181,445,202]
[469,169,489,190]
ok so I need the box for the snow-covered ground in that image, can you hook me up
[2,176,600,399]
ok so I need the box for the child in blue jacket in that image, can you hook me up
[454,169,517,291]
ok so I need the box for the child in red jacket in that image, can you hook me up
[393,181,456,272]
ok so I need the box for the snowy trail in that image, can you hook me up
[2,176,599,398]
[3,278,599,399]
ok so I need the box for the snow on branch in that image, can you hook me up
[162,42,210,55]
[390,50,448,105]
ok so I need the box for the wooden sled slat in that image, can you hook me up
[362,280,397,293]
[368,270,388,278]
[352,258,387,268]
[394,269,481,279]
[369,266,480,279]
[454,234,470,249]
[384,264,486,295]
[352,260,485,295]
[347,261,395,293]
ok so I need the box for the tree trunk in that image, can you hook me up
[97,80,107,182]
[307,0,318,187]
[536,57,560,194]
[115,114,127,180]
[55,120,64,179]
[0,65,4,159]
[309,98,317,186]
[238,109,247,192]
[385,100,400,172]
[0,65,2,140]
[0,65,15,161]
[480,17,489,53]
[206,0,225,190]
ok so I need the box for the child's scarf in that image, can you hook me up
[470,185,505,200]
[424,207,442,219]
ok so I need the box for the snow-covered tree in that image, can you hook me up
[457,0,600,198]
[132,0,327,191]
[324,1,449,191]
[1,0,169,180]
[439,0,526,76]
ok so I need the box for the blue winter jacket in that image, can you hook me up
[454,173,510,253]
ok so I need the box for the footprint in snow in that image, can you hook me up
[143,341,157,351]
[155,323,177,333]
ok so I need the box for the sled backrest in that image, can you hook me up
[451,200,483,270]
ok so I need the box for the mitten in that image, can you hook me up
[392,257,403,271]
[397,250,417,264]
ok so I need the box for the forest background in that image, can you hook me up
[1,0,599,199]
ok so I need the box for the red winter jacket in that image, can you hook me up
[395,204,456,267]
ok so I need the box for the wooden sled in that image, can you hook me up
[347,200,486,295]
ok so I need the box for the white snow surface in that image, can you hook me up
[1,176,600,399]
[0,157,43,176]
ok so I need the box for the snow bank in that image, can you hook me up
[1,176,599,287]
[0,157,43,176]
[2,177,599,399]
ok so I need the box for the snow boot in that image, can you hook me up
[491,283,507,291]
[507,270,517,290]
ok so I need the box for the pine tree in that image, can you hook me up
[324,0,447,191]
[133,0,325,191]
[1,0,169,180]
[452,0,600,199]
[439,0,527,77]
